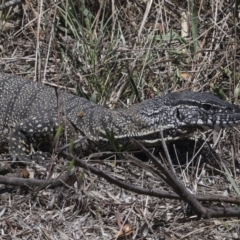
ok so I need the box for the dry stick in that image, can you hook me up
[34,0,43,81]
[132,141,240,218]
[62,151,193,199]
[124,154,240,205]
[125,153,168,181]
[135,0,153,46]
[55,137,88,152]
[133,139,209,218]
[0,169,75,188]
[61,151,240,218]
[43,5,56,82]
[0,169,240,205]
[160,128,176,176]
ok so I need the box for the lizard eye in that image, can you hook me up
[202,103,212,111]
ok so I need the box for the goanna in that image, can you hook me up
[0,72,240,162]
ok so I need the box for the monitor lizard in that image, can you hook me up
[1,72,240,163]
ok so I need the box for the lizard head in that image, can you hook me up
[138,91,240,134]
[165,91,240,130]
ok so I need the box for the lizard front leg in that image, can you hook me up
[8,116,60,163]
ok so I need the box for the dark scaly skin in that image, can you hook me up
[1,72,240,163]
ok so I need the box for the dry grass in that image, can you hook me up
[1,0,240,239]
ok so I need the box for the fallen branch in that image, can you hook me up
[0,170,239,205]
[1,155,240,213]
[0,169,75,188]
[61,151,240,218]
[134,140,209,218]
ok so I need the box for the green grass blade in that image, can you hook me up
[191,3,199,53]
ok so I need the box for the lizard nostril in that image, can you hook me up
[176,108,180,120]
[176,108,183,120]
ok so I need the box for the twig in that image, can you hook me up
[54,137,88,152]
[159,127,176,175]
[0,169,75,188]
[133,140,209,218]
[125,153,167,181]
[60,151,240,218]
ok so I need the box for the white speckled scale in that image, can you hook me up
[1,72,240,163]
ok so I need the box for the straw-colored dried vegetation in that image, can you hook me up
[0,0,240,239]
